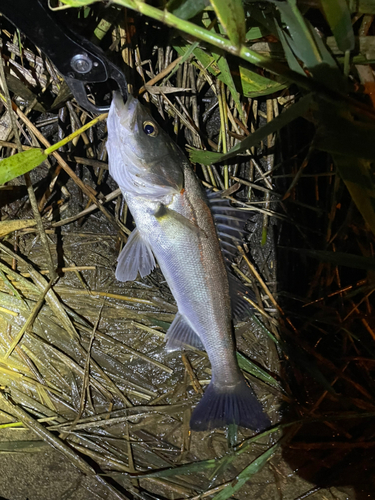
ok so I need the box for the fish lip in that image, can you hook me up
[113,92,139,130]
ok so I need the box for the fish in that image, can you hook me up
[106,92,270,432]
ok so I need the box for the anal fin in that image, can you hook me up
[166,313,204,352]
[116,228,155,282]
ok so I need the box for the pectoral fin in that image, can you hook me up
[116,228,155,282]
[154,204,205,238]
[166,313,204,352]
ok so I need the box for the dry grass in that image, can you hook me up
[0,4,374,500]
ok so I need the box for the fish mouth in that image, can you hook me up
[113,92,139,130]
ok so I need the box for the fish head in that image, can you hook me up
[107,92,185,200]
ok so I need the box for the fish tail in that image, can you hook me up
[190,379,270,432]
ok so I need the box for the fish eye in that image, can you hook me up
[142,121,158,137]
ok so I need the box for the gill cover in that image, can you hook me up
[107,92,185,199]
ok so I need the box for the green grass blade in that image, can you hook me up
[315,113,375,160]
[286,248,375,271]
[281,340,338,395]
[0,111,106,185]
[44,112,107,155]
[172,40,242,103]
[178,43,284,100]
[0,440,48,453]
[333,155,375,236]
[275,21,306,75]
[189,93,313,164]
[212,442,280,500]
[0,148,48,185]
[215,54,245,121]
[146,318,171,331]
[168,42,199,85]
[238,65,286,98]
[189,45,221,74]
[61,0,314,92]
[210,0,246,47]
[246,26,266,41]
[168,0,209,20]
[137,458,218,478]
[307,19,346,91]
[237,353,281,390]
[279,0,322,68]
[320,0,355,52]
[54,0,92,5]
[0,422,24,429]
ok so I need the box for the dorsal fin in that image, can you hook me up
[207,191,256,319]
[207,190,253,262]
[228,271,256,320]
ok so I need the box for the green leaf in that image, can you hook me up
[315,111,375,161]
[330,156,375,236]
[307,19,346,91]
[326,35,375,60]
[356,0,375,14]
[146,318,171,331]
[246,26,266,41]
[320,0,354,52]
[278,0,322,69]
[237,353,281,390]
[238,65,286,97]
[168,42,200,86]
[168,0,209,20]
[212,443,280,500]
[0,148,48,185]
[189,93,313,164]
[0,111,106,186]
[139,458,218,478]
[0,440,48,453]
[286,248,375,271]
[215,54,245,121]
[177,43,284,103]
[281,340,338,395]
[277,0,345,90]
[57,0,93,5]
[275,20,306,75]
[44,111,107,155]
[192,45,220,74]
[209,0,246,47]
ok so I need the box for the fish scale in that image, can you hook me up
[107,92,270,432]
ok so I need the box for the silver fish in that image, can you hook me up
[107,92,270,431]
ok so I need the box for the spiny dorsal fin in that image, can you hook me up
[207,191,256,319]
[116,228,155,282]
[207,190,253,261]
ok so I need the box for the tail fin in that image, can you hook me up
[190,379,270,432]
